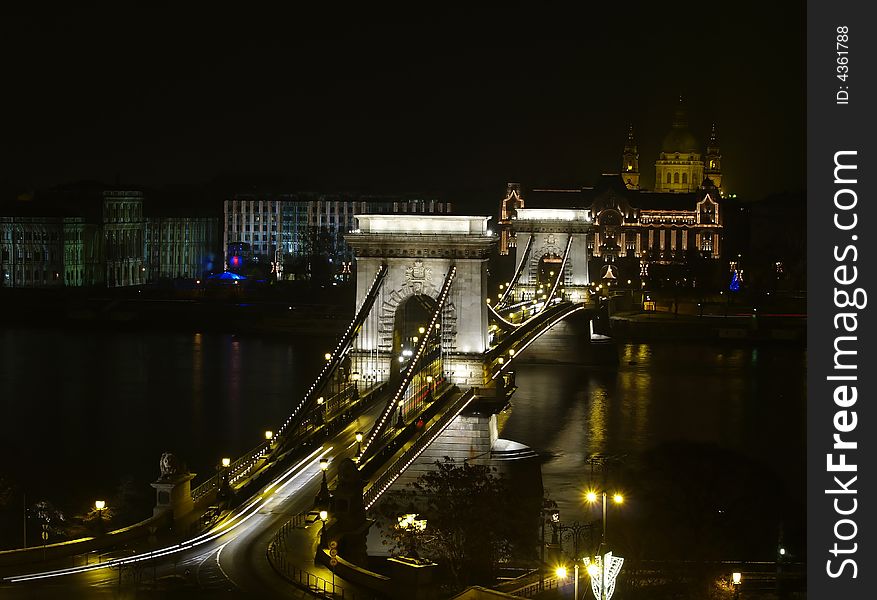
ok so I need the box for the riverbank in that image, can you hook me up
[0,286,353,336]
[610,310,805,343]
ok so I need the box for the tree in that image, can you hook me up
[378,458,537,591]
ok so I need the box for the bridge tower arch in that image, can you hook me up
[346,215,495,387]
[509,208,594,303]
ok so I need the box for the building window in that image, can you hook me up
[682,173,688,184]
[666,172,672,184]
[673,172,680,184]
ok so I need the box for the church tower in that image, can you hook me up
[498,182,524,255]
[621,125,640,190]
[654,98,704,193]
[704,124,723,194]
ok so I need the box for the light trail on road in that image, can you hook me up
[4,445,332,584]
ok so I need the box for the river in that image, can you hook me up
[0,326,805,549]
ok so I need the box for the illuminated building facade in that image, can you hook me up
[102,190,146,287]
[498,183,524,255]
[1,185,221,287]
[506,175,723,287]
[223,193,452,279]
[0,216,68,287]
[144,216,221,280]
[499,105,725,287]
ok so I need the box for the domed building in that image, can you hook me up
[497,101,727,288]
[649,99,719,193]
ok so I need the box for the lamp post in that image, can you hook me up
[585,489,624,600]
[396,398,405,429]
[351,371,360,395]
[315,457,331,510]
[317,396,326,427]
[574,563,579,600]
[319,510,329,547]
[220,457,231,498]
[732,571,742,599]
[264,430,273,449]
[95,500,106,534]
[355,432,363,461]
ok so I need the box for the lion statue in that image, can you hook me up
[159,452,181,480]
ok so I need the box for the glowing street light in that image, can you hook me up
[355,431,364,459]
[555,565,567,579]
[584,490,625,600]
[265,430,273,441]
[319,509,329,545]
[731,572,742,599]
[418,326,426,334]
[94,500,106,533]
[315,457,331,511]
[324,353,332,361]
[221,457,231,468]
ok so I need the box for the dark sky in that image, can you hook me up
[2,3,805,209]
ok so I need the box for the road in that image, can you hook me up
[1,408,382,599]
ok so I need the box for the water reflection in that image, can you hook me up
[502,335,805,522]
[0,326,804,534]
[0,328,325,519]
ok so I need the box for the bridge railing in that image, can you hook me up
[191,438,272,502]
[276,263,388,440]
[363,387,476,510]
[191,381,383,503]
[267,518,380,600]
[489,303,586,381]
[488,300,576,357]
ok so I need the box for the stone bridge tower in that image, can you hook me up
[345,215,495,387]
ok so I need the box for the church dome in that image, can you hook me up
[661,104,699,153]
[661,128,699,153]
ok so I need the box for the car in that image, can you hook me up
[304,511,321,525]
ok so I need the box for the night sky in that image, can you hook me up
[2,3,805,211]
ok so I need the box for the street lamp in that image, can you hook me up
[95,500,106,533]
[219,457,231,498]
[732,572,742,599]
[315,457,331,510]
[265,430,273,441]
[584,490,625,600]
[319,510,329,546]
[355,432,363,460]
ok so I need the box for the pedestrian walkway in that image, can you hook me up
[268,514,382,600]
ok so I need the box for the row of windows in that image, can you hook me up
[104,202,143,223]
